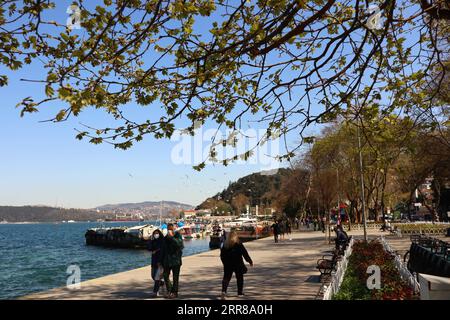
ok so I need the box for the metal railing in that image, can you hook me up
[380,236,420,294]
[322,237,354,300]
[342,223,383,231]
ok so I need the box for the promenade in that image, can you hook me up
[21,229,387,300]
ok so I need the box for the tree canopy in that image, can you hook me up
[0,0,449,166]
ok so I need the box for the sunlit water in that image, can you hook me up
[0,221,210,299]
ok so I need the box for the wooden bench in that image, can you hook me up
[316,251,340,281]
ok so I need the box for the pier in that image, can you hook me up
[22,229,393,300]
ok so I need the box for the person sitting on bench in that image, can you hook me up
[334,225,349,251]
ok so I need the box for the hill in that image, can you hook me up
[0,206,110,223]
[96,200,192,211]
[0,200,194,223]
[196,168,293,215]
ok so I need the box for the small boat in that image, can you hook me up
[179,225,194,240]
[209,224,224,249]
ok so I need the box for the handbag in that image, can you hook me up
[241,265,248,274]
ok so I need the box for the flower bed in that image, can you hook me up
[333,240,416,300]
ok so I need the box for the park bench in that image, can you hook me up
[316,248,344,281]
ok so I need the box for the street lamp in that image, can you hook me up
[357,124,368,241]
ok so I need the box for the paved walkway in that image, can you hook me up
[21,229,385,300]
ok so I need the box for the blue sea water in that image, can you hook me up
[0,221,210,299]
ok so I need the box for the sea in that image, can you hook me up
[0,221,210,299]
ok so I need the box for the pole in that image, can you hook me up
[357,125,368,241]
[336,167,340,225]
[328,209,331,244]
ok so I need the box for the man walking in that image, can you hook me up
[271,220,280,243]
[162,223,184,299]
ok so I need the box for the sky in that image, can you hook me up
[1,0,411,209]
[0,1,307,209]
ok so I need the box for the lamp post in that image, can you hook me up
[357,124,368,241]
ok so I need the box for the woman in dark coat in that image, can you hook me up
[220,231,253,299]
[147,229,165,297]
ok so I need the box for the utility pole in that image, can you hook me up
[357,125,368,241]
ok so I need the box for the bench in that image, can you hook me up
[316,251,340,281]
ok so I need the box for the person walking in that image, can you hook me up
[271,220,280,243]
[321,216,326,233]
[279,220,286,240]
[286,220,292,240]
[220,231,253,299]
[148,229,165,297]
[162,223,184,299]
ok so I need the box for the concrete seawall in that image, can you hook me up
[20,230,385,300]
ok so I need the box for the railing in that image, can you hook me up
[394,224,450,237]
[342,223,383,231]
[322,237,354,300]
[380,236,420,294]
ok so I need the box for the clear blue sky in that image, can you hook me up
[0,1,299,209]
[2,1,378,209]
[1,62,300,209]
[0,70,296,209]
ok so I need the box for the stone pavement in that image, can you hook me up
[21,229,385,300]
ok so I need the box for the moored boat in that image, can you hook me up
[85,224,157,249]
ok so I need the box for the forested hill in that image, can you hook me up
[196,168,292,211]
[0,206,110,222]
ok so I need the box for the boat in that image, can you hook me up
[85,224,158,249]
[179,225,194,240]
[223,214,272,242]
[224,213,258,228]
[209,223,224,249]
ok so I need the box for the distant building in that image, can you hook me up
[183,210,196,219]
[183,209,212,218]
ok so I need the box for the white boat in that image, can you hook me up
[224,213,258,228]
[124,224,157,240]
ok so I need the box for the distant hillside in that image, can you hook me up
[96,200,192,210]
[196,168,292,214]
[0,206,111,223]
[0,200,194,223]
